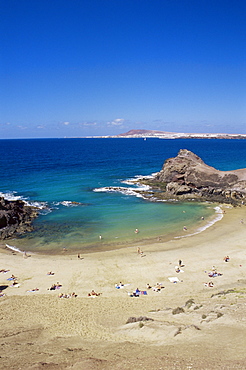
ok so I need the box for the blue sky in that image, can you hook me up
[1,0,245,138]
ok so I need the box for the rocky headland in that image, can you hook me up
[0,197,39,239]
[140,149,246,205]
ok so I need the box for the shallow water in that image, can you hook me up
[1,138,246,253]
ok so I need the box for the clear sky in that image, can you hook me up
[1,0,245,138]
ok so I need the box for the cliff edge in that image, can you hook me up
[150,149,246,204]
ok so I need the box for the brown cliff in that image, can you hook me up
[150,149,246,204]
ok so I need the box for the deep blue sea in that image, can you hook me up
[1,138,246,254]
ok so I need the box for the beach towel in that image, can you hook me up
[168,277,180,283]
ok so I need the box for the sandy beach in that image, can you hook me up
[0,205,246,369]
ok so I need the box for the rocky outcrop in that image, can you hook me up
[150,149,246,204]
[0,197,39,239]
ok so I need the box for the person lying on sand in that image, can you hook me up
[88,290,101,297]
[208,271,223,278]
[47,271,55,275]
[115,282,125,289]
[59,292,77,298]
[11,281,20,287]
[152,282,165,292]
[7,274,17,281]
[128,288,148,297]
[49,282,62,290]
[204,281,214,287]
[0,269,10,273]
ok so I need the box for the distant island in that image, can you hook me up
[98,129,246,140]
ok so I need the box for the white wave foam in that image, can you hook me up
[53,201,81,207]
[0,191,48,211]
[0,191,24,201]
[174,206,224,239]
[5,243,24,254]
[25,200,48,210]
[122,172,158,185]
[93,186,146,198]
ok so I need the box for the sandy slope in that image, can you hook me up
[0,205,246,369]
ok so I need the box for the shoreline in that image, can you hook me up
[0,205,246,368]
[1,201,225,256]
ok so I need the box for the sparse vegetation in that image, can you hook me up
[172,307,185,315]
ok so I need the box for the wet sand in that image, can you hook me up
[0,205,246,369]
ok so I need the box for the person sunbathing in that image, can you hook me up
[88,290,101,296]
[152,283,164,292]
[175,266,181,273]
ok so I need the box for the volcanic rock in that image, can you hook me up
[151,149,246,204]
[0,197,39,239]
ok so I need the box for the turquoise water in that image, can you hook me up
[1,138,246,253]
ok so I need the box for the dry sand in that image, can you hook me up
[0,205,246,369]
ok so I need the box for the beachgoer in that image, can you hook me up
[135,228,139,234]
[224,255,230,262]
[183,226,187,231]
[99,235,102,240]
[137,247,143,255]
[175,266,180,273]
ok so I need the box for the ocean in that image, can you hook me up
[1,138,246,254]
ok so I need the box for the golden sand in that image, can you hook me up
[0,205,246,369]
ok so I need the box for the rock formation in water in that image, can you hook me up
[0,197,39,239]
[147,149,246,204]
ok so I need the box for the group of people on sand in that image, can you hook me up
[208,268,223,278]
[48,282,62,290]
[146,282,165,292]
[7,274,20,287]
[175,259,185,273]
[128,287,147,297]
[204,259,228,287]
